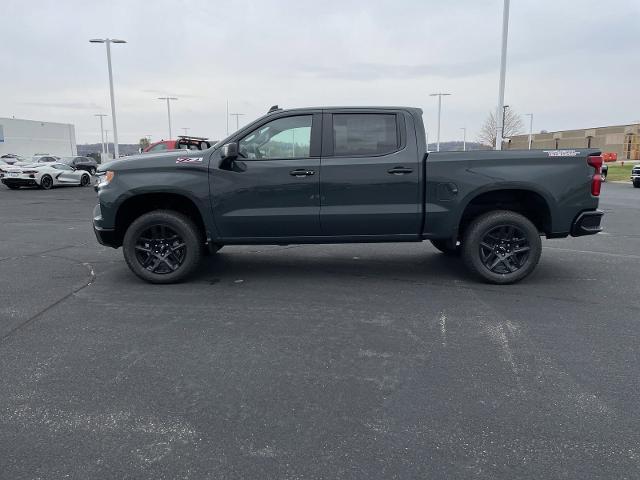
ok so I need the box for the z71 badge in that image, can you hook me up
[176,157,203,164]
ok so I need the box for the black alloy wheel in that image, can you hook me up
[478,225,530,274]
[134,225,187,275]
[80,174,91,187]
[462,210,542,284]
[122,210,202,284]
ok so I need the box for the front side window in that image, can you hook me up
[239,115,312,160]
[53,164,73,171]
[333,114,398,156]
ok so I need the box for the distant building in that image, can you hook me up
[0,117,77,157]
[506,123,640,160]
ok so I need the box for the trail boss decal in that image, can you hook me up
[176,157,203,164]
[543,150,580,157]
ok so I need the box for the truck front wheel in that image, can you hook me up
[122,210,203,284]
[462,210,542,284]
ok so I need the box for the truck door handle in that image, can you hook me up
[387,167,413,175]
[289,169,315,177]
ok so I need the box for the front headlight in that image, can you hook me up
[97,170,114,187]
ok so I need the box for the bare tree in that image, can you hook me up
[478,108,524,147]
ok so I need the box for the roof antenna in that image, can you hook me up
[268,105,280,113]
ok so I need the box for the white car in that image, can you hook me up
[14,155,59,166]
[0,162,92,190]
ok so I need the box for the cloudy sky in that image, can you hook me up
[2,0,639,145]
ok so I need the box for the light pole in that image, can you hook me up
[495,0,510,151]
[460,127,467,151]
[429,93,451,152]
[94,113,107,156]
[229,113,245,131]
[182,127,190,136]
[525,113,534,149]
[226,99,229,135]
[501,105,509,143]
[90,38,126,158]
[158,97,178,139]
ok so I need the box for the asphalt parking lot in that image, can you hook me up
[1,182,639,479]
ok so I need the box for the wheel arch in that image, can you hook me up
[113,192,208,247]
[456,186,554,239]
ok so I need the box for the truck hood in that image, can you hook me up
[98,149,212,173]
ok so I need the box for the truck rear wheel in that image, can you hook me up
[462,210,541,284]
[122,210,202,284]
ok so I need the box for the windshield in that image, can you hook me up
[59,157,75,164]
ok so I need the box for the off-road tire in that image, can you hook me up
[122,210,203,284]
[462,210,542,284]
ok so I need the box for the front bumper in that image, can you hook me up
[93,204,119,248]
[571,210,604,237]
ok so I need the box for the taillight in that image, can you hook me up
[587,155,603,196]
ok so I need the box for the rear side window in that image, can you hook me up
[149,143,169,152]
[332,114,398,156]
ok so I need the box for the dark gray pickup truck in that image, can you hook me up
[93,106,604,284]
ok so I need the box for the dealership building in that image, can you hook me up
[507,123,640,160]
[0,117,77,158]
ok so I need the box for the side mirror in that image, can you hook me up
[221,142,238,160]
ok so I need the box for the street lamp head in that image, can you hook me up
[90,38,126,44]
[429,93,451,97]
[158,97,178,101]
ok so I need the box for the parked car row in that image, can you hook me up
[632,164,640,188]
[0,155,97,190]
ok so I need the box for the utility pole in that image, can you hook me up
[94,113,107,157]
[226,99,229,135]
[158,97,178,139]
[495,0,510,151]
[229,113,245,131]
[460,127,467,151]
[89,38,126,158]
[525,113,534,149]
[104,129,111,157]
[429,93,451,152]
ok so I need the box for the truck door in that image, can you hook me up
[319,110,421,236]
[210,113,322,239]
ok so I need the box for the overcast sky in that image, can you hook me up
[2,0,639,144]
